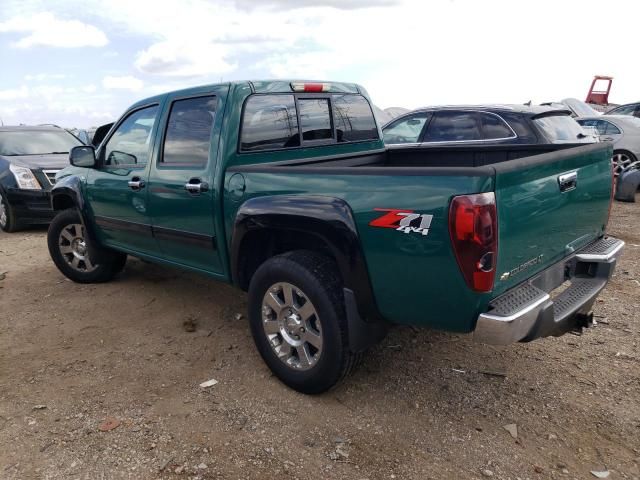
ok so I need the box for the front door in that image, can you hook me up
[146,89,225,274]
[87,103,162,255]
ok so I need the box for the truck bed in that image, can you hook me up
[226,142,613,332]
[233,143,597,171]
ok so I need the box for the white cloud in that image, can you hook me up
[135,41,237,77]
[102,75,144,91]
[82,84,97,93]
[24,73,67,81]
[0,12,108,48]
[0,85,29,101]
[235,0,398,9]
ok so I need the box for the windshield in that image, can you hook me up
[0,130,82,156]
[533,115,594,144]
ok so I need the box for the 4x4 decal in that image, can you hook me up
[369,208,433,236]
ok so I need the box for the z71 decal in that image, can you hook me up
[369,208,433,236]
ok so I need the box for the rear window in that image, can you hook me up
[240,93,378,152]
[298,98,333,141]
[240,95,299,152]
[534,114,593,143]
[333,94,378,142]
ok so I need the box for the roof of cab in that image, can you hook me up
[128,80,363,110]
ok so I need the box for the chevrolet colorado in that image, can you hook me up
[47,80,624,393]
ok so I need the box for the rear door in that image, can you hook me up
[146,87,227,274]
[492,143,612,295]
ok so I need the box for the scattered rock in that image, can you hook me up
[481,469,494,477]
[182,317,197,332]
[199,378,218,388]
[534,465,544,474]
[234,313,244,321]
[548,433,558,440]
[32,405,47,410]
[503,423,518,439]
[98,418,121,432]
[197,463,208,469]
[591,471,610,479]
[175,465,185,474]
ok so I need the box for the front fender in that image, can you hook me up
[231,195,381,322]
[51,174,87,212]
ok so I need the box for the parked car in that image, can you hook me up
[0,125,82,232]
[541,98,602,118]
[606,102,640,118]
[47,80,622,393]
[576,115,640,175]
[382,105,595,146]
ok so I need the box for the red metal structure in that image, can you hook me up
[586,75,613,105]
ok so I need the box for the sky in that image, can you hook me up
[0,0,638,128]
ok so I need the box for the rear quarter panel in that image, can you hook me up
[224,170,494,332]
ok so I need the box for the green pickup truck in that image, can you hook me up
[48,80,624,393]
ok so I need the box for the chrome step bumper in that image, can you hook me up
[473,236,624,345]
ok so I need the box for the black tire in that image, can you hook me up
[248,250,361,394]
[47,209,127,283]
[0,190,22,233]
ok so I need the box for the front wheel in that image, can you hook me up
[248,251,361,394]
[47,209,126,283]
[0,190,21,233]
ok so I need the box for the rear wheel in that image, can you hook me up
[248,251,360,394]
[612,150,637,176]
[47,209,126,283]
[0,190,21,233]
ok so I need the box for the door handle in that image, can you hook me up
[128,177,145,190]
[558,171,578,193]
[184,179,209,194]
[601,136,614,142]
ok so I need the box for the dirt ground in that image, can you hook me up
[0,199,638,480]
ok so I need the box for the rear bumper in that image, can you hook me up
[473,236,624,345]
[5,188,55,223]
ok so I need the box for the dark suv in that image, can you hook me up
[382,105,595,146]
[0,125,81,232]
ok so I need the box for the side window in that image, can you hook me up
[332,95,378,142]
[609,104,634,116]
[104,105,159,166]
[425,111,481,142]
[602,121,621,135]
[479,113,514,139]
[298,98,333,141]
[161,96,216,166]
[240,95,299,151]
[382,113,431,144]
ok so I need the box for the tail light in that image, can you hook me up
[449,192,498,293]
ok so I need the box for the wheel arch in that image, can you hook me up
[230,195,381,323]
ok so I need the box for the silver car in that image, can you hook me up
[577,115,640,174]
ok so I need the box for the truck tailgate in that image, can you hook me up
[493,143,613,295]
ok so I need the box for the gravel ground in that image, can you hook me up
[0,198,638,480]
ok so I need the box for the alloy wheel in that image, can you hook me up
[58,223,97,272]
[261,282,323,371]
[612,152,633,176]
[0,195,7,228]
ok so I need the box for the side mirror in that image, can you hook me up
[69,145,97,168]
